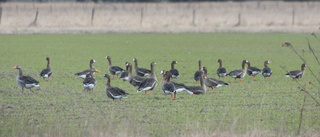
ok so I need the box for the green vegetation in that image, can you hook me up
[0,33,319,136]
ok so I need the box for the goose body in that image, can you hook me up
[103,74,128,101]
[40,57,52,81]
[216,59,227,79]
[119,62,129,81]
[185,75,206,95]
[285,64,307,81]
[227,60,249,83]
[133,58,151,77]
[105,56,124,79]
[169,61,180,78]
[247,61,261,78]
[83,68,98,94]
[160,70,189,98]
[75,59,96,79]
[137,62,157,95]
[160,71,176,100]
[262,61,272,80]
[13,65,39,94]
[194,60,204,82]
[203,67,228,91]
[127,63,145,87]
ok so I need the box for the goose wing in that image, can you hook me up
[136,68,151,76]
[162,82,175,94]
[286,70,302,78]
[169,69,179,78]
[119,71,129,81]
[129,76,145,86]
[262,67,272,77]
[137,78,157,92]
[40,68,52,77]
[109,66,124,75]
[227,69,244,78]
[19,75,39,84]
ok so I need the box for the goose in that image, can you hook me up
[160,70,190,98]
[194,60,204,82]
[40,57,52,81]
[105,56,124,80]
[119,62,129,81]
[161,71,175,100]
[227,60,249,83]
[262,60,272,81]
[285,63,307,81]
[203,67,228,91]
[247,61,261,78]
[137,62,157,95]
[185,74,206,95]
[216,59,227,79]
[83,68,99,94]
[75,59,96,79]
[103,74,128,101]
[133,58,151,77]
[13,65,39,95]
[169,61,180,78]
[128,63,145,88]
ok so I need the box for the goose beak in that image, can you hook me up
[12,66,16,69]
[104,56,108,59]
[95,69,100,73]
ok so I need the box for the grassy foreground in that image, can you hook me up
[0,33,319,136]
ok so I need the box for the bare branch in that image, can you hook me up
[282,41,320,84]
[306,38,320,65]
[280,66,320,106]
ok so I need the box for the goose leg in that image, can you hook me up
[113,75,115,80]
[43,77,45,81]
[234,78,236,83]
[120,98,122,101]
[150,91,153,96]
[30,89,33,95]
[92,90,94,94]
[22,88,24,94]
[240,79,242,83]
[174,93,176,99]
[165,94,167,100]
[170,94,173,100]
[145,91,147,95]
[48,77,50,81]
[211,88,215,91]
[269,77,271,81]
[83,90,85,94]
[117,75,119,79]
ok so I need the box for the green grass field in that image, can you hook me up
[0,33,319,136]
